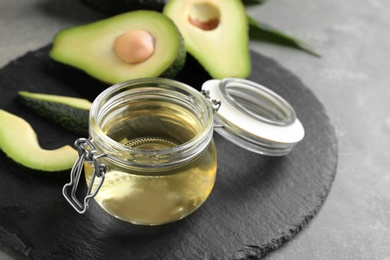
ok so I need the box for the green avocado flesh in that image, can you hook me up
[0,110,78,172]
[18,91,91,136]
[163,0,251,79]
[50,10,186,84]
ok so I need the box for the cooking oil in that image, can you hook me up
[85,100,217,225]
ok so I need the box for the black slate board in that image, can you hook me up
[0,46,338,260]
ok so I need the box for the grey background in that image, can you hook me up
[0,0,389,259]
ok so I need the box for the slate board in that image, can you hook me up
[0,46,338,260]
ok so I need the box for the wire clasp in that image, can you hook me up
[201,89,221,112]
[62,138,107,214]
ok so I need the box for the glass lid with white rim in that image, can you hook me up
[201,78,305,156]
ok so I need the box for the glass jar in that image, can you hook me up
[63,78,304,225]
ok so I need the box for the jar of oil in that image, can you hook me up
[65,78,216,225]
[63,78,305,225]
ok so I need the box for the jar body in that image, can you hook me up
[86,78,216,225]
[85,141,216,225]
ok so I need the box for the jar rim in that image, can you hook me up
[89,78,214,166]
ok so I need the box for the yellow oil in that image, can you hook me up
[85,100,217,225]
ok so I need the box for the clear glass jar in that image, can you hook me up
[63,77,304,226]
[70,78,216,225]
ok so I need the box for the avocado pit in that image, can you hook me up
[113,30,155,64]
[188,3,220,31]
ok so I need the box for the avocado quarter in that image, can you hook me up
[18,91,91,136]
[0,110,78,173]
[50,10,186,84]
[163,0,251,79]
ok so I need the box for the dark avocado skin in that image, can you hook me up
[160,35,186,79]
[18,96,89,136]
[79,0,168,15]
[79,0,257,15]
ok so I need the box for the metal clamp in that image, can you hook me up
[62,138,107,214]
[201,89,224,128]
[201,89,221,112]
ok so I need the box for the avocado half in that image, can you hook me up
[50,10,186,84]
[0,110,78,172]
[163,0,251,79]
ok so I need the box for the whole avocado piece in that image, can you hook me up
[163,0,251,79]
[78,0,259,15]
[50,10,186,84]
[79,0,168,14]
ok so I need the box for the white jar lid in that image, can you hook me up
[201,78,305,156]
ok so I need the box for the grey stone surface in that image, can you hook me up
[0,0,389,259]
